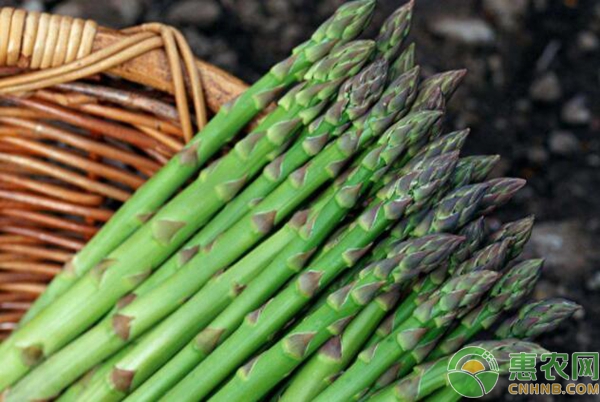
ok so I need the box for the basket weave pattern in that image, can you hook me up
[0,7,247,336]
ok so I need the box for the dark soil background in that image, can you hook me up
[3,0,600,399]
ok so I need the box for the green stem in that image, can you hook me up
[280,289,401,402]
[210,235,462,402]
[81,118,409,401]
[128,63,419,298]
[3,41,375,398]
[161,157,456,401]
[313,271,498,402]
[19,0,376,326]
[125,113,440,402]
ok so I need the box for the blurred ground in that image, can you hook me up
[3,0,600,399]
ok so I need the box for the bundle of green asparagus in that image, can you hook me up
[0,1,581,401]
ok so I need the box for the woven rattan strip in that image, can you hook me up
[0,7,249,335]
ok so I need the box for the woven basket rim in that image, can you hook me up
[0,6,249,335]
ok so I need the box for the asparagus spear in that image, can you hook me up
[210,235,464,402]
[377,153,499,250]
[130,3,418,295]
[130,63,399,300]
[313,270,499,402]
[375,153,502,274]
[20,0,377,325]
[368,340,547,402]
[161,153,457,401]
[486,215,535,260]
[411,70,467,111]
[495,298,582,339]
[375,2,413,62]
[406,69,466,143]
[399,130,470,174]
[370,229,508,347]
[451,240,511,277]
[2,41,375,396]
[337,219,530,398]
[412,174,525,239]
[449,217,487,264]
[132,66,421,297]
[279,288,402,402]
[15,63,423,402]
[368,149,496,262]
[56,342,138,402]
[423,385,462,402]
[76,106,419,402]
[427,259,543,360]
[478,177,526,215]
[412,183,489,237]
[389,43,415,82]
[369,241,516,393]
[279,231,467,402]
[374,252,538,391]
[304,150,462,317]
[346,198,485,314]
[448,155,500,188]
[384,129,469,192]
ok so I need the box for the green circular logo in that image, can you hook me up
[447,346,500,398]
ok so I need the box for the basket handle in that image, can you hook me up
[0,7,248,142]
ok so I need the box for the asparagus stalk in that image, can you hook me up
[448,155,500,188]
[365,241,512,392]
[39,63,422,402]
[279,287,402,402]
[377,153,499,251]
[411,70,467,111]
[304,150,463,320]
[449,217,487,264]
[399,130,470,175]
[3,41,375,397]
[354,218,542,394]
[375,2,414,62]
[127,2,418,295]
[368,149,497,262]
[427,259,543,360]
[486,215,535,260]
[211,235,464,402]
[368,340,547,402]
[412,175,524,239]
[478,177,526,215]
[127,58,402,298]
[354,197,485,314]
[495,298,582,339]
[412,182,489,237]
[20,0,377,325]
[451,240,511,277]
[370,227,508,347]
[423,385,462,402]
[360,218,486,354]
[389,43,415,82]
[78,106,418,402]
[372,249,538,392]
[407,69,464,141]
[313,270,499,402]
[56,341,138,402]
[133,66,421,297]
[408,69,466,145]
[161,153,457,401]
[279,230,468,402]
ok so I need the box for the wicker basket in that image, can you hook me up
[0,7,249,338]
